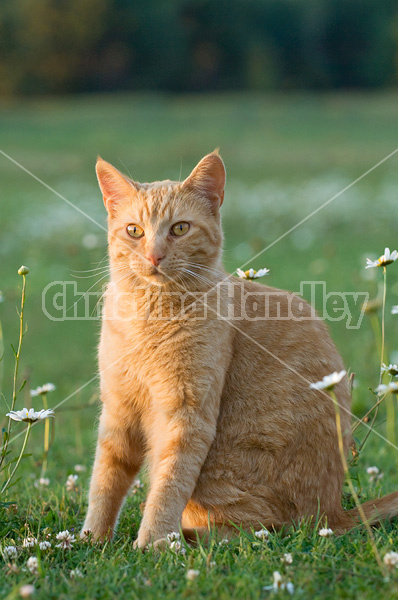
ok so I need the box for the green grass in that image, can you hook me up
[1,92,398,598]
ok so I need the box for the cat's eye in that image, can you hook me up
[126,224,144,239]
[171,222,190,236]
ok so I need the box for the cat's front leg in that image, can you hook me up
[135,402,219,549]
[82,407,144,541]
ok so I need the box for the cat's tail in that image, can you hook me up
[336,492,398,532]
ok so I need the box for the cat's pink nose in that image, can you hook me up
[146,253,164,267]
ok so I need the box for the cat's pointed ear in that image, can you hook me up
[182,150,226,211]
[96,158,137,213]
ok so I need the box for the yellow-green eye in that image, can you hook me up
[171,222,190,236]
[127,224,144,239]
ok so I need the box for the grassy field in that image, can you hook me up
[1,92,398,598]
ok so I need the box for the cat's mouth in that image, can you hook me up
[143,266,170,284]
[131,262,175,285]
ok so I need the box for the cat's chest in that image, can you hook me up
[100,287,231,396]
[101,312,191,373]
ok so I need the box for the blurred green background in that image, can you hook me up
[1,1,398,478]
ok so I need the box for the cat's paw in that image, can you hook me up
[153,538,170,552]
[133,531,152,550]
[134,525,167,550]
[152,537,169,552]
[80,528,92,541]
[133,535,168,552]
[80,522,113,542]
[134,521,152,549]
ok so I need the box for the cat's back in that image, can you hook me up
[212,277,350,463]
[230,278,338,360]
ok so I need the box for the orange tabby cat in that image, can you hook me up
[82,151,398,547]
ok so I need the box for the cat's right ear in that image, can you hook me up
[96,158,137,214]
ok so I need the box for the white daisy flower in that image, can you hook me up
[219,538,229,545]
[74,465,86,473]
[253,268,270,278]
[22,537,37,548]
[169,540,186,554]
[30,383,56,397]
[366,466,383,483]
[3,545,18,559]
[186,569,200,581]
[166,531,186,554]
[6,408,55,423]
[55,530,76,549]
[26,556,39,575]
[34,478,50,488]
[318,528,333,537]
[166,532,180,543]
[19,584,35,598]
[70,568,84,579]
[65,474,78,491]
[392,306,398,315]
[236,267,270,280]
[237,268,248,279]
[384,551,398,568]
[375,382,398,395]
[38,541,51,551]
[131,478,144,494]
[254,528,269,540]
[366,247,398,269]
[381,363,398,376]
[366,466,379,476]
[310,370,346,391]
[282,552,293,564]
[263,571,294,595]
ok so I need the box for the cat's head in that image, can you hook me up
[96,151,225,288]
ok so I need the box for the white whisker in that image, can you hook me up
[71,269,110,279]
[182,268,215,288]
[183,261,226,278]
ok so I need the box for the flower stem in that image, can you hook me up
[330,391,384,573]
[352,393,387,435]
[0,273,27,470]
[41,394,50,477]
[386,378,396,445]
[376,267,395,444]
[1,421,32,494]
[370,313,382,359]
[360,267,389,452]
[380,266,386,380]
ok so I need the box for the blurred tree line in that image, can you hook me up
[0,0,397,96]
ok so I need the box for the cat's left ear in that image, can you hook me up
[182,150,226,212]
[96,158,137,214]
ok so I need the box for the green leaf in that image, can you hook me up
[18,379,27,394]
[2,453,32,467]
[5,475,22,491]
